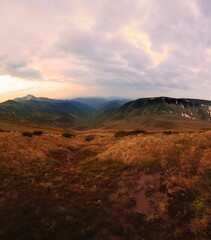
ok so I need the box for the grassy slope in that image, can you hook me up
[0,120,64,133]
[2,115,211,136]
[0,131,210,240]
[101,116,211,132]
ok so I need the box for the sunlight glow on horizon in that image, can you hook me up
[0,75,96,103]
[0,75,35,93]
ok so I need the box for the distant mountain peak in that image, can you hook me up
[14,95,53,102]
[14,95,37,102]
[26,94,35,98]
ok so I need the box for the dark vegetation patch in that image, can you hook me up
[162,131,180,135]
[61,132,75,138]
[114,130,129,137]
[163,131,173,135]
[114,130,147,138]
[114,130,182,138]
[22,131,44,137]
[22,131,33,137]
[33,130,44,136]
[84,134,95,142]
[0,129,11,133]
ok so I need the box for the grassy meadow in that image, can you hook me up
[0,129,210,239]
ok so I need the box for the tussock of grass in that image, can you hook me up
[22,131,33,137]
[61,132,75,138]
[114,129,147,137]
[84,134,95,142]
[33,130,44,136]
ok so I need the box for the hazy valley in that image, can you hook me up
[1,95,211,132]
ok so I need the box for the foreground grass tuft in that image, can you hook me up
[61,132,75,138]
[22,131,33,137]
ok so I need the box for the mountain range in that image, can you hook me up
[1,95,211,131]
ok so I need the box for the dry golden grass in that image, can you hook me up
[0,130,210,239]
[0,120,63,133]
[0,131,115,167]
[98,131,211,169]
[98,131,211,236]
[0,132,81,166]
[101,116,211,132]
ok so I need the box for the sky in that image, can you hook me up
[1,0,211,102]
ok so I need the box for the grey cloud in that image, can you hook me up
[91,0,141,32]
[55,0,211,96]
[197,0,211,17]
[1,0,211,98]
[58,31,154,87]
[57,23,191,92]
[0,56,42,80]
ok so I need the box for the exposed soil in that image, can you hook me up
[135,174,162,216]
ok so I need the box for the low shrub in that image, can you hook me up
[163,131,172,135]
[114,131,129,138]
[130,129,147,135]
[85,135,95,142]
[115,130,147,138]
[33,130,43,136]
[163,131,180,135]
[62,132,75,138]
[22,131,33,137]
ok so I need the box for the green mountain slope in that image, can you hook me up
[114,97,211,121]
[0,100,75,126]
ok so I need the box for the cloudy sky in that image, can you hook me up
[0,0,211,102]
